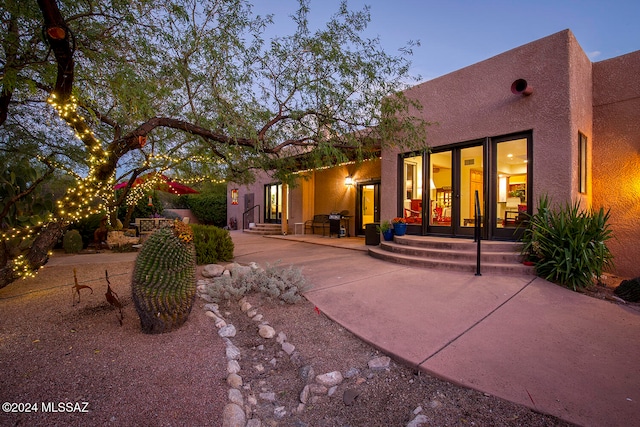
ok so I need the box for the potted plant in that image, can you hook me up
[377,220,394,241]
[392,217,407,236]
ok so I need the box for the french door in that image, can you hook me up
[421,133,531,240]
[264,183,282,223]
[356,181,380,235]
[427,143,485,237]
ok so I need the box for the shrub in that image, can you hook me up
[184,193,227,226]
[207,261,310,304]
[521,196,614,290]
[73,213,105,248]
[190,224,234,264]
[62,229,83,253]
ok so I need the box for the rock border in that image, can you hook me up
[196,263,426,427]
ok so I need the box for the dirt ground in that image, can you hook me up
[3,252,626,426]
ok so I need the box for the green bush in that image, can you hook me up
[62,229,83,253]
[521,196,614,290]
[184,193,227,226]
[73,213,105,248]
[190,224,234,264]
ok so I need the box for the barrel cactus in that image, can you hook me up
[132,220,196,334]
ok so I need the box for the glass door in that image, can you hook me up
[427,144,485,236]
[264,183,282,223]
[457,145,484,237]
[428,150,453,233]
[357,181,380,235]
[492,136,530,239]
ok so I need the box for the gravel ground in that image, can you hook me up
[0,252,579,426]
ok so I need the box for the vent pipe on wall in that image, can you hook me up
[511,79,533,96]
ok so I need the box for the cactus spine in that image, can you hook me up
[132,221,196,334]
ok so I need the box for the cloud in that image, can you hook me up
[587,50,602,60]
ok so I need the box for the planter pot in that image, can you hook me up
[393,223,407,236]
[382,229,394,241]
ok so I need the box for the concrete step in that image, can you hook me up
[243,223,282,235]
[368,235,534,276]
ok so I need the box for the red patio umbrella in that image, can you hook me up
[114,174,198,195]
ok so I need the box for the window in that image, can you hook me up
[579,132,587,194]
[402,154,423,224]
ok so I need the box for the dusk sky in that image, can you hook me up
[252,0,640,82]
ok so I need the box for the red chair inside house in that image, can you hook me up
[404,199,423,224]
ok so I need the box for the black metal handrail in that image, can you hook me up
[242,204,261,231]
[474,190,482,276]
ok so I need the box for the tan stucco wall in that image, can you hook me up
[228,159,381,236]
[227,169,277,229]
[310,159,381,236]
[592,51,640,277]
[381,30,593,225]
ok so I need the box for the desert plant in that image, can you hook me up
[131,222,196,334]
[207,262,310,304]
[62,229,83,253]
[190,224,234,264]
[521,196,614,290]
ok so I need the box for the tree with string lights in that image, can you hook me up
[0,0,427,287]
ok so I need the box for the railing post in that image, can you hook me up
[242,204,261,231]
[474,190,482,276]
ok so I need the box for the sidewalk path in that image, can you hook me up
[230,231,640,427]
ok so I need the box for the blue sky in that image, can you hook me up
[252,0,640,82]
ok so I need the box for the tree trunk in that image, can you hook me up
[0,221,67,289]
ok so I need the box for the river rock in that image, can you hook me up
[368,356,391,371]
[259,392,276,402]
[282,342,296,355]
[222,403,245,427]
[316,371,344,387]
[218,324,237,338]
[202,264,226,278]
[407,414,430,427]
[227,360,240,374]
[228,388,243,406]
[227,373,243,389]
[258,324,276,338]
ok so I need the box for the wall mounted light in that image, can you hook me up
[345,176,354,186]
[231,189,238,205]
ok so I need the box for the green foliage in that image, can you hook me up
[73,213,106,248]
[376,220,391,233]
[131,226,197,334]
[207,262,310,304]
[0,163,55,229]
[183,193,227,226]
[116,191,162,222]
[62,230,83,254]
[521,196,614,290]
[190,224,234,264]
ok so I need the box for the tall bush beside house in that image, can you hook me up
[521,196,614,291]
[183,193,227,226]
[190,224,234,264]
[132,221,196,334]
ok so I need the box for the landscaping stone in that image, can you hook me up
[222,403,245,427]
[258,324,276,338]
[315,371,344,387]
[202,264,225,278]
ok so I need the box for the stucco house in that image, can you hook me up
[227,29,640,278]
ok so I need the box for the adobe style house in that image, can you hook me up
[227,29,640,278]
